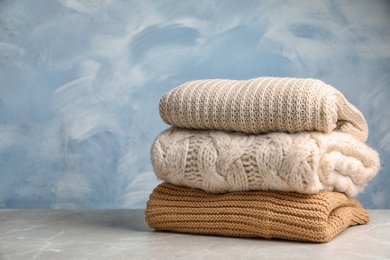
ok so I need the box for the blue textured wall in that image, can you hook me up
[0,0,389,209]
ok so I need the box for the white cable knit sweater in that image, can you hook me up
[151,127,380,197]
[159,77,368,142]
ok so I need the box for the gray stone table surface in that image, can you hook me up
[0,209,389,260]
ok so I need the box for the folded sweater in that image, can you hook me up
[145,182,370,243]
[159,77,368,142]
[151,127,380,197]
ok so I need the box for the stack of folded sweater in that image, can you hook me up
[145,77,380,242]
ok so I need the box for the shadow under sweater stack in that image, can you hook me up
[145,77,380,243]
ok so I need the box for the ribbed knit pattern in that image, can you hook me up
[145,182,370,243]
[159,77,368,142]
[151,127,380,197]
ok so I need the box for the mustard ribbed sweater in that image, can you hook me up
[145,183,370,243]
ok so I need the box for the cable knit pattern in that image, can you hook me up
[145,182,370,243]
[151,127,380,197]
[159,77,368,142]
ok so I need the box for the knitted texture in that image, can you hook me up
[159,77,368,142]
[145,182,370,243]
[151,127,380,197]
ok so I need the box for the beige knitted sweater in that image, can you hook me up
[151,127,380,197]
[159,77,368,142]
[145,182,370,243]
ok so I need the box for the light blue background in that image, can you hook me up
[0,0,389,209]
